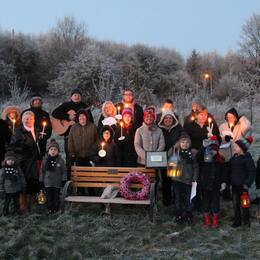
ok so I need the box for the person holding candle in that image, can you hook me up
[96,125,120,167]
[219,108,252,201]
[115,87,143,129]
[97,101,117,134]
[114,108,138,167]
[22,94,52,159]
[230,136,256,227]
[1,106,22,134]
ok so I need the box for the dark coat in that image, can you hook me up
[52,101,94,136]
[256,157,260,189]
[0,119,12,167]
[114,124,138,167]
[230,152,256,187]
[8,125,40,180]
[196,147,225,191]
[22,107,52,158]
[184,121,221,150]
[115,102,143,129]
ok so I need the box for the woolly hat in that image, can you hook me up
[122,107,133,117]
[235,136,253,153]
[100,125,114,141]
[47,139,60,151]
[179,132,191,142]
[225,108,239,121]
[144,107,156,121]
[71,88,82,96]
[30,93,42,105]
[4,151,17,162]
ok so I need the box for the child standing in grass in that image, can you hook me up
[230,136,256,227]
[0,151,26,216]
[40,139,66,214]
[171,133,198,225]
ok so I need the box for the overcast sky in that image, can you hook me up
[0,0,259,56]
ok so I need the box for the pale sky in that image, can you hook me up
[0,0,259,56]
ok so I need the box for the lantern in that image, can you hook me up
[37,190,46,205]
[167,147,182,178]
[240,192,250,208]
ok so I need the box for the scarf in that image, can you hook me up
[46,155,59,171]
[179,149,193,164]
[4,166,19,182]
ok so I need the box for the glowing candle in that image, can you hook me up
[229,123,233,130]
[12,119,16,134]
[117,106,121,115]
[120,121,123,137]
[191,116,195,121]
[125,104,128,108]
[208,117,212,128]
[101,142,105,150]
[41,121,47,138]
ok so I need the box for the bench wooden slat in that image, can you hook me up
[71,172,156,178]
[65,196,150,205]
[73,182,147,188]
[71,166,155,172]
[71,176,155,182]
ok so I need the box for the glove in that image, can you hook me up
[256,189,260,198]
[220,183,227,192]
[224,135,233,142]
[243,184,249,191]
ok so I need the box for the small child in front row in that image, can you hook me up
[230,136,256,227]
[40,139,67,214]
[196,135,225,228]
[170,133,199,225]
[0,151,26,216]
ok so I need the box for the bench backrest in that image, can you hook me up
[71,166,156,188]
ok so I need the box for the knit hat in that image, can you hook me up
[47,139,60,151]
[122,107,133,117]
[30,93,42,105]
[235,136,253,153]
[100,125,114,141]
[144,107,156,121]
[179,132,191,142]
[4,151,17,162]
[225,108,239,121]
[71,88,82,96]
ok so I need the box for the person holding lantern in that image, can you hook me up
[115,87,143,130]
[114,108,138,167]
[96,125,120,167]
[134,107,165,166]
[22,94,52,159]
[158,109,183,206]
[196,135,225,228]
[39,139,66,214]
[219,108,252,201]
[230,136,256,228]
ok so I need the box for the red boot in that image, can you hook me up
[203,213,211,227]
[212,213,219,228]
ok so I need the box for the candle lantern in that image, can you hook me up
[167,147,182,178]
[37,190,46,205]
[240,192,250,208]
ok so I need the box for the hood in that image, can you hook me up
[158,109,179,130]
[2,106,22,121]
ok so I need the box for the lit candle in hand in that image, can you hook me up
[12,119,16,134]
[120,121,123,137]
[208,117,212,128]
[101,142,105,150]
[117,106,121,115]
[41,121,47,138]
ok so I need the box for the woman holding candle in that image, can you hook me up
[2,106,22,134]
[114,108,138,167]
[219,108,252,200]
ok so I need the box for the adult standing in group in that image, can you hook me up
[158,109,183,206]
[52,89,94,177]
[114,107,138,167]
[0,118,12,169]
[134,107,165,166]
[22,94,52,159]
[116,88,143,129]
[1,106,22,134]
[156,99,178,124]
[184,105,221,211]
[8,111,41,212]
[219,108,252,200]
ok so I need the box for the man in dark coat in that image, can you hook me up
[22,94,52,158]
[52,89,94,177]
[0,119,12,168]
[115,88,143,129]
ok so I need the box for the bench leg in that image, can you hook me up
[60,181,72,213]
[149,183,157,222]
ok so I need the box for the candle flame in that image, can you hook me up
[12,119,16,123]
[43,121,47,126]
[191,116,195,121]
[125,104,128,108]
[120,122,124,127]
[208,118,212,123]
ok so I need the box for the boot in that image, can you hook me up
[212,213,219,228]
[203,213,211,227]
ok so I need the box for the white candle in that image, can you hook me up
[12,119,16,134]
[117,106,121,115]
[120,122,123,137]
[101,142,105,150]
[41,121,47,137]
[208,117,212,128]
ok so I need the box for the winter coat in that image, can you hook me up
[134,123,165,165]
[0,119,12,167]
[96,141,121,167]
[52,101,94,136]
[114,124,138,167]
[184,120,221,150]
[115,102,143,129]
[196,147,225,191]
[158,110,183,151]
[256,157,260,189]
[219,116,252,161]
[68,122,99,159]
[8,125,40,180]
[39,155,67,188]
[230,152,256,187]
[170,150,199,185]
[0,163,26,194]
[22,107,52,158]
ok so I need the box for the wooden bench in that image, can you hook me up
[61,166,157,221]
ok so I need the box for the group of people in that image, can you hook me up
[0,87,259,229]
